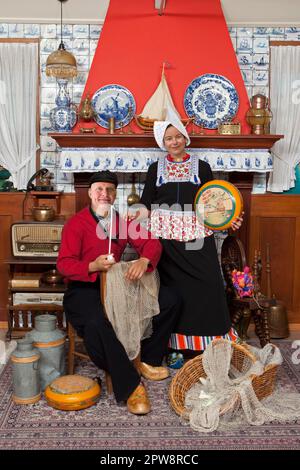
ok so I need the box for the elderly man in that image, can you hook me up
[57,170,179,415]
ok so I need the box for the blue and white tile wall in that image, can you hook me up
[0,23,300,192]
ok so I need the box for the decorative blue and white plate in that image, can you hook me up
[184,74,239,129]
[91,84,136,129]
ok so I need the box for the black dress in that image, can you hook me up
[141,154,237,351]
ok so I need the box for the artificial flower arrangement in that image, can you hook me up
[231,266,254,298]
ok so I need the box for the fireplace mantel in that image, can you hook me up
[49,133,283,150]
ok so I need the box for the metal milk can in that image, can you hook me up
[26,314,66,390]
[11,338,41,404]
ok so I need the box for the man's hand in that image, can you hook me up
[231,211,245,231]
[89,254,116,273]
[125,257,150,281]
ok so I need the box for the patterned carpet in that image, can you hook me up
[0,340,300,450]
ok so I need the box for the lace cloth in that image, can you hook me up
[104,261,160,360]
[184,339,300,433]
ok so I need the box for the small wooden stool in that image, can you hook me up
[67,271,141,396]
[67,321,113,394]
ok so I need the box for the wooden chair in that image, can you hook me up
[221,235,274,347]
[67,270,141,395]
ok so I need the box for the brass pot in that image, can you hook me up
[42,269,63,285]
[267,300,290,339]
[32,205,55,222]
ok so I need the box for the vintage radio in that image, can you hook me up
[11,222,64,257]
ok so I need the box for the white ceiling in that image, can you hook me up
[0,0,299,25]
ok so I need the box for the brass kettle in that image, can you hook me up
[267,296,289,338]
[32,205,55,222]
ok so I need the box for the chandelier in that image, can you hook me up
[46,0,77,79]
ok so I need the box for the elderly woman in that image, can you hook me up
[139,118,243,356]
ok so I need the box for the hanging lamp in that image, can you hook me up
[46,0,77,79]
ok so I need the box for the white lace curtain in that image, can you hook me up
[0,43,38,189]
[268,45,300,192]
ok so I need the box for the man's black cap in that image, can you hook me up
[88,170,118,188]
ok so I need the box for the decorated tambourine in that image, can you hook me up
[194,180,243,230]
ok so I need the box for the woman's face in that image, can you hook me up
[163,126,186,158]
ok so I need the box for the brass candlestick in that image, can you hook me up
[109,116,115,134]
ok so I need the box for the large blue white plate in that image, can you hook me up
[91,84,136,129]
[184,74,239,129]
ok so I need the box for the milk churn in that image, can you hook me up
[26,314,66,390]
[11,338,41,404]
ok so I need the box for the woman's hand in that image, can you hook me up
[230,211,244,231]
[124,257,150,281]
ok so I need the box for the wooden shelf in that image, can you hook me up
[10,285,66,293]
[4,257,58,265]
[49,133,284,150]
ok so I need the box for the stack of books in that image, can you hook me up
[10,276,41,288]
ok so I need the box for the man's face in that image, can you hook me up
[88,182,117,214]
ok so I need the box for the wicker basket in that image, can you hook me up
[169,340,279,417]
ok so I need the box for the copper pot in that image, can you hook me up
[32,205,55,222]
[42,269,63,285]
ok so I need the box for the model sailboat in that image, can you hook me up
[135,67,191,131]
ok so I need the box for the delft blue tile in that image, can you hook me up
[89,24,102,38]
[285,33,300,41]
[40,136,57,152]
[61,39,73,52]
[40,38,58,54]
[40,152,56,167]
[237,53,253,68]
[252,54,269,70]
[269,27,284,35]
[73,24,89,38]
[41,104,52,119]
[73,38,90,55]
[237,27,253,38]
[40,119,53,135]
[285,27,300,34]
[227,27,237,35]
[57,24,73,38]
[0,24,8,37]
[253,70,268,86]
[24,24,40,37]
[236,37,253,52]
[73,72,88,86]
[90,39,99,55]
[8,24,24,37]
[241,70,253,85]
[76,56,89,71]
[253,37,269,54]
[254,27,269,36]
[40,71,57,87]
[41,24,57,38]
[41,87,57,104]
[253,86,269,97]
[230,37,237,51]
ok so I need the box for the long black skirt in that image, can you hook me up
[158,235,231,337]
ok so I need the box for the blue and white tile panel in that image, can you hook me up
[59,147,273,173]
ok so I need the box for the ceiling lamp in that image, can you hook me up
[46,0,77,79]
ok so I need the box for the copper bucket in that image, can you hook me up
[267,299,289,339]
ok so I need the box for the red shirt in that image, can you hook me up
[57,206,162,282]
